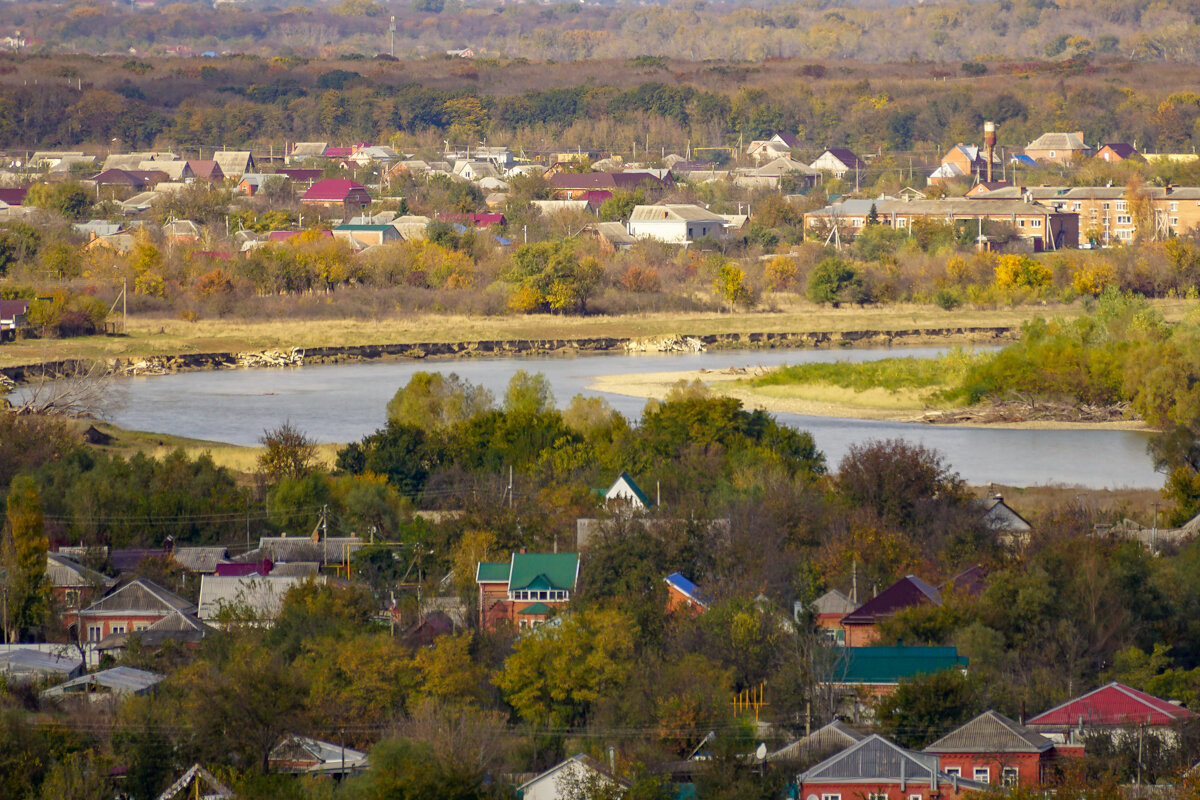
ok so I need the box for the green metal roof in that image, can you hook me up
[517,602,552,615]
[835,645,967,684]
[476,562,510,583]
[508,553,579,592]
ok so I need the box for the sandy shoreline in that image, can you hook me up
[589,367,1152,432]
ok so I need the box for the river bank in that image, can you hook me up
[588,367,1152,431]
[0,325,1020,385]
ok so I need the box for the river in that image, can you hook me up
[65,344,1159,490]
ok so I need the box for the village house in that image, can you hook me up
[628,204,726,245]
[733,157,818,190]
[797,734,987,799]
[838,574,941,646]
[826,644,969,701]
[91,168,167,191]
[436,212,506,229]
[42,665,164,700]
[187,160,225,182]
[664,573,708,614]
[925,710,1057,787]
[286,142,328,164]
[806,588,857,644]
[548,171,669,203]
[1095,143,1143,163]
[46,553,115,611]
[517,753,628,800]
[1025,681,1197,745]
[236,173,287,196]
[809,148,868,179]
[213,150,255,177]
[300,179,372,221]
[940,144,1002,182]
[332,222,401,248]
[1024,132,1092,164]
[269,735,369,777]
[605,470,654,511]
[768,720,864,764]
[746,132,801,162]
[198,574,314,626]
[0,186,29,219]
[475,551,580,632]
[96,610,212,662]
[65,578,196,644]
[581,221,636,254]
[0,297,29,341]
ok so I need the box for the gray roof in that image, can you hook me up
[213,151,253,175]
[172,547,229,573]
[81,578,195,617]
[238,536,363,565]
[925,710,1053,754]
[270,562,320,577]
[46,553,115,590]
[198,575,312,621]
[812,589,856,616]
[269,735,369,774]
[769,721,864,762]
[43,666,164,698]
[0,648,83,680]
[977,496,1032,532]
[629,203,725,223]
[590,221,636,245]
[799,734,988,789]
[96,611,212,652]
[1026,132,1090,151]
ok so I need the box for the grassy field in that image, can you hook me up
[5,298,1194,370]
[79,420,340,476]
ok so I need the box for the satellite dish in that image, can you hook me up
[755,743,768,761]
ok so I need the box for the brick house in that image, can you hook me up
[797,734,987,799]
[924,710,1056,787]
[300,179,372,221]
[1024,132,1092,164]
[1095,143,1142,163]
[838,575,940,646]
[1026,681,1197,745]
[809,588,857,644]
[64,578,196,644]
[825,644,968,701]
[664,573,707,615]
[475,552,579,632]
[46,553,115,613]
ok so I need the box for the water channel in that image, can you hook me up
[64,343,1160,489]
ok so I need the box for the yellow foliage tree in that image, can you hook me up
[994,254,1051,290]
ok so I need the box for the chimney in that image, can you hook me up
[984,121,996,183]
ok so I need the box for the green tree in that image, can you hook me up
[806,257,864,307]
[875,669,984,748]
[386,372,494,429]
[25,182,91,220]
[598,189,644,222]
[4,475,50,640]
[506,241,602,314]
[713,262,754,311]
[504,370,555,416]
[495,608,636,726]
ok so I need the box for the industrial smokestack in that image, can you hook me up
[984,121,996,183]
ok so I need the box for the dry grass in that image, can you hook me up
[6,298,1193,370]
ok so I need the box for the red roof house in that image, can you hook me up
[300,179,372,220]
[187,160,225,181]
[1026,682,1196,739]
[838,575,940,646]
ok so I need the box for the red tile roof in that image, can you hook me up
[301,179,371,204]
[1027,682,1196,728]
[324,146,353,158]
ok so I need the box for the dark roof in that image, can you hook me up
[609,470,652,507]
[187,160,224,179]
[110,548,164,572]
[941,565,989,597]
[925,710,1053,754]
[1027,682,1197,728]
[773,132,801,148]
[301,179,371,203]
[769,721,865,762]
[1099,143,1139,158]
[840,575,940,625]
[0,187,28,205]
[548,172,666,191]
[436,212,506,227]
[820,148,868,169]
[92,168,165,187]
[832,645,968,684]
[0,298,30,318]
[274,169,321,182]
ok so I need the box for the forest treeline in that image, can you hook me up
[8,51,1200,157]
[8,0,1200,65]
[4,366,1200,797]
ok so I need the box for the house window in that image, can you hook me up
[1001,767,1019,787]
[134,623,149,632]
[909,795,922,800]
[1171,202,1179,212]
[851,218,864,227]
[1116,215,1132,224]
[64,589,80,607]
[1017,219,1025,227]
[1103,202,1110,210]
[1116,201,1128,212]
[110,624,125,635]
[897,218,907,227]
[1073,202,1082,211]
[1049,150,1056,158]
[821,795,841,800]
[1172,217,1180,226]
[1030,219,1042,228]
[973,767,990,783]
[87,626,101,642]
[944,767,961,777]
[867,793,888,800]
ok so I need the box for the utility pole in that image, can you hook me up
[508,466,513,509]
[389,15,395,57]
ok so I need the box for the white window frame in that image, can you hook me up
[821,794,841,800]
[110,624,126,635]
[944,767,961,777]
[1030,218,1042,228]
[1001,766,1019,787]
[973,767,990,784]
[1116,201,1128,211]
[87,625,101,642]
[1116,215,1132,224]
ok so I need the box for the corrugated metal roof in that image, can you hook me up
[833,645,967,684]
[43,666,164,697]
[629,204,724,222]
[197,575,314,621]
[841,575,940,625]
[768,721,864,762]
[82,578,195,617]
[476,562,509,583]
[0,648,82,679]
[1027,682,1196,727]
[172,547,228,573]
[508,553,579,592]
[925,710,1053,753]
[664,573,708,607]
[812,589,856,616]
[800,735,939,782]
[269,735,368,774]
[46,553,115,590]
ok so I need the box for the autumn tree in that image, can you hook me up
[257,421,319,482]
[4,475,50,641]
[503,370,555,416]
[386,372,494,429]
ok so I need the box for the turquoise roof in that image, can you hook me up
[476,562,509,583]
[835,645,967,684]
[508,553,579,592]
[517,602,552,615]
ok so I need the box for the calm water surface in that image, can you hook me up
[67,345,1157,489]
